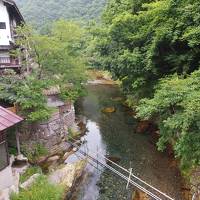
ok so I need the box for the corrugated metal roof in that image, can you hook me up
[0,106,23,132]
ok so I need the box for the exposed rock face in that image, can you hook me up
[48,160,87,193]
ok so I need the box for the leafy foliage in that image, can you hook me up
[136,70,200,170]
[91,0,200,98]
[92,0,200,171]
[0,21,87,122]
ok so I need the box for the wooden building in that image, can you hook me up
[0,106,23,191]
[0,0,24,72]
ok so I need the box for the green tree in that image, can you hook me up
[91,0,200,172]
[0,20,87,122]
[136,70,200,171]
[92,0,200,100]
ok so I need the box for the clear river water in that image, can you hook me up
[66,83,184,200]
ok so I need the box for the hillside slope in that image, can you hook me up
[15,0,106,27]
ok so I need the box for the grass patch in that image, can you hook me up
[20,166,42,183]
[11,175,65,200]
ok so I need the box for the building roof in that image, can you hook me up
[0,106,23,132]
[3,0,25,24]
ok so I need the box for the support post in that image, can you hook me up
[16,131,21,155]
[126,168,133,189]
[97,146,99,171]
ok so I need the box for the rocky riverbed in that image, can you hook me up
[73,83,186,200]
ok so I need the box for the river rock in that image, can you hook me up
[16,154,28,162]
[62,151,74,161]
[136,120,152,134]
[102,107,116,113]
[132,190,150,200]
[47,155,60,163]
[36,156,47,165]
[48,159,87,192]
[78,121,87,134]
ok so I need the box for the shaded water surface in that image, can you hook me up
[67,84,184,200]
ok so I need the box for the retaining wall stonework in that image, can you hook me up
[19,105,75,154]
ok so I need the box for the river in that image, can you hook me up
[66,83,184,200]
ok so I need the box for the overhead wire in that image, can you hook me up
[66,135,174,200]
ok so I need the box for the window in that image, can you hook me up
[0,22,6,29]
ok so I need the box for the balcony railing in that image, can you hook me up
[0,57,10,64]
[0,57,20,68]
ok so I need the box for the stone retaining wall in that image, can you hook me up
[19,104,76,153]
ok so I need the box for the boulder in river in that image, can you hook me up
[102,107,116,113]
[132,190,150,200]
[136,120,152,134]
[48,159,87,193]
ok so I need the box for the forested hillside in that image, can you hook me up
[15,0,106,28]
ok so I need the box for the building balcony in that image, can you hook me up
[0,57,20,68]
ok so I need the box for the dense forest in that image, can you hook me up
[90,0,200,172]
[15,0,106,29]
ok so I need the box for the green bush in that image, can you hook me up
[11,175,65,200]
[20,166,42,183]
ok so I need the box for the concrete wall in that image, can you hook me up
[0,0,11,46]
[0,166,13,191]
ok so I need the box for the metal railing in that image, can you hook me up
[0,57,20,65]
